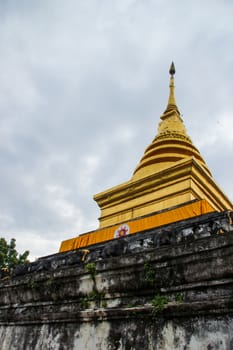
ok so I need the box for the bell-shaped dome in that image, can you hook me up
[133,62,212,180]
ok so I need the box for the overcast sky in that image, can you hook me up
[0,0,232,260]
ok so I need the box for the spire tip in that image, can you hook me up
[169,62,175,77]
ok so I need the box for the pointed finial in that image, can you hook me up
[161,61,179,116]
[169,62,175,77]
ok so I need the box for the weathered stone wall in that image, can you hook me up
[1,316,233,350]
[0,211,233,349]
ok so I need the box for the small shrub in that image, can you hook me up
[144,262,156,286]
[151,294,169,315]
[80,297,90,310]
[80,291,105,310]
[85,262,96,279]
[101,300,107,308]
[28,279,40,290]
[175,292,183,303]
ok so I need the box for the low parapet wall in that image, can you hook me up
[0,211,233,349]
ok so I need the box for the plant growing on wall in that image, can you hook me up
[175,292,183,303]
[151,294,169,315]
[85,262,96,280]
[80,291,106,310]
[144,261,156,286]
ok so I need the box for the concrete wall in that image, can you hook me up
[0,211,233,349]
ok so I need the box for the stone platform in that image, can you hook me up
[0,210,233,349]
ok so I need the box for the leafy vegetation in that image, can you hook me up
[175,292,183,303]
[151,294,169,315]
[80,291,106,310]
[144,261,156,286]
[85,262,96,279]
[28,279,40,290]
[0,238,29,273]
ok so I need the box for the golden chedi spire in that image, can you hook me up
[60,64,232,252]
[132,62,211,179]
[94,63,233,229]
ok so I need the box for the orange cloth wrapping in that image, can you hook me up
[59,200,215,252]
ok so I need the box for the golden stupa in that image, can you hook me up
[94,62,232,228]
[59,63,233,252]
